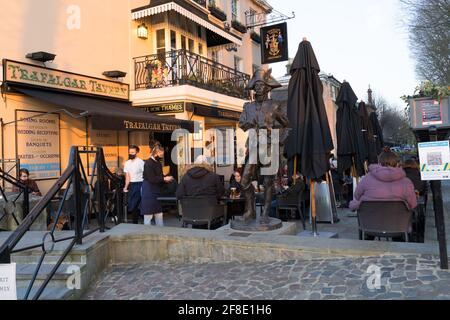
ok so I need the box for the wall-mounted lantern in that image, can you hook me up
[137,23,148,39]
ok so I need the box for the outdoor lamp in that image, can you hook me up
[137,23,148,39]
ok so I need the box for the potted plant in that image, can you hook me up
[250,31,261,44]
[232,20,247,34]
[401,81,450,103]
[208,4,227,22]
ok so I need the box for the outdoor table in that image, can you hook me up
[0,192,46,231]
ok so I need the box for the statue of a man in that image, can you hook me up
[239,68,289,225]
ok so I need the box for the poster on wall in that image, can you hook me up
[418,141,450,181]
[15,110,61,180]
[88,128,119,175]
[261,22,289,64]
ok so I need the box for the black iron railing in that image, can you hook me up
[191,0,207,7]
[134,49,250,99]
[0,146,125,300]
[0,167,30,226]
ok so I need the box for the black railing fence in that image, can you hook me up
[0,146,125,300]
[0,166,30,226]
[134,49,250,99]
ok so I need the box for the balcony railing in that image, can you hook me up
[191,0,207,8]
[134,49,250,100]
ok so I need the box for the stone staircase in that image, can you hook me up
[1,231,110,300]
[12,251,87,300]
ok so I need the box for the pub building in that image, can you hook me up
[0,59,194,194]
[0,0,275,193]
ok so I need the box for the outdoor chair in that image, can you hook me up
[276,191,306,230]
[357,201,413,242]
[179,196,227,230]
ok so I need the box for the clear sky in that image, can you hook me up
[268,0,419,109]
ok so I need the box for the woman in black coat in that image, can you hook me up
[141,145,174,226]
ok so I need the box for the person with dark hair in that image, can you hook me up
[176,155,225,200]
[123,145,144,224]
[229,170,243,195]
[12,168,41,196]
[403,159,426,196]
[141,144,174,226]
[350,150,417,211]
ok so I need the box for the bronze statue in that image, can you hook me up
[238,68,289,226]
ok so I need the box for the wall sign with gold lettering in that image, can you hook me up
[91,115,183,133]
[141,102,185,114]
[3,60,129,101]
[261,23,289,65]
[15,110,61,180]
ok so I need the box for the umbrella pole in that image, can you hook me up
[311,180,318,236]
[293,156,297,185]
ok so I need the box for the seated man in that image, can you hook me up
[12,168,42,196]
[176,155,225,200]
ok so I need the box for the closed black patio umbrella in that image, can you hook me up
[335,82,366,178]
[286,39,334,235]
[370,111,384,161]
[358,101,373,166]
[286,39,334,181]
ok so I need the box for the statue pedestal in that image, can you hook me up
[230,217,283,232]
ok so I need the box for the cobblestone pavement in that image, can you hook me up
[83,254,450,300]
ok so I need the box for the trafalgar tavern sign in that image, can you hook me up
[3,60,129,100]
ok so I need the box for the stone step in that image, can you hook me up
[15,263,85,287]
[11,251,86,264]
[17,286,76,300]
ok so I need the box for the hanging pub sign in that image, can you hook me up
[261,22,289,65]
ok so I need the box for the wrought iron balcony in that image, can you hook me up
[134,49,250,99]
[191,0,207,8]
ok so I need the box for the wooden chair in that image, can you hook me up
[357,201,413,242]
[179,196,226,230]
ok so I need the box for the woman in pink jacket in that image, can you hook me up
[350,150,417,211]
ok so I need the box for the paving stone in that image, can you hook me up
[82,254,448,300]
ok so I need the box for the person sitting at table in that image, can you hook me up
[270,173,304,218]
[228,169,243,196]
[12,168,42,196]
[402,159,426,196]
[176,155,225,200]
[349,150,417,211]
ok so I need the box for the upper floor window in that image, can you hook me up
[248,8,257,29]
[234,56,243,72]
[232,0,239,21]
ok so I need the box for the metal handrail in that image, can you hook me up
[0,146,125,300]
[134,49,250,99]
[0,167,30,223]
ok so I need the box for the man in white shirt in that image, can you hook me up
[123,145,145,224]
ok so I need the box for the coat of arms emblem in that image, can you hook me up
[265,27,284,58]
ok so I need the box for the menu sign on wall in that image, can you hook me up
[15,110,61,180]
[88,128,119,174]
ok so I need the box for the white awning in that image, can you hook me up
[132,2,242,46]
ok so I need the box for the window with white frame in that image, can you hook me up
[234,56,243,72]
[232,0,239,21]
